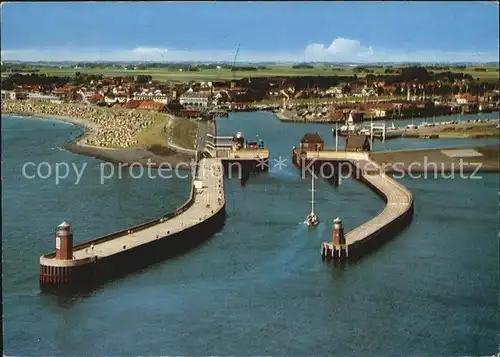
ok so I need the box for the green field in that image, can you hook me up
[133,113,198,149]
[432,68,499,81]
[34,65,360,82]
[6,63,499,82]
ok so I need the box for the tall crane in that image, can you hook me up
[231,44,240,81]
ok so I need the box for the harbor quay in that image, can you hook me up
[39,119,270,289]
[39,157,227,288]
[218,149,270,173]
[292,140,414,262]
[208,116,270,174]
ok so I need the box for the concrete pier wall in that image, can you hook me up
[292,148,414,261]
[40,132,269,290]
[40,206,226,288]
[39,157,227,289]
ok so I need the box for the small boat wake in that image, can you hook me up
[49,147,69,153]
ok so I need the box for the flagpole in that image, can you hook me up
[335,123,338,152]
[370,113,373,149]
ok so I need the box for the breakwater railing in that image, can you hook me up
[293,148,413,261]
[323,155,413,261]
[344,165,413,246]
[41,157,201,260]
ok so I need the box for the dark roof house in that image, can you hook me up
[345,135,371,152]
[300,132,324,144]
[300,132,325,151]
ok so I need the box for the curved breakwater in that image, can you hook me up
[292,150,414,260]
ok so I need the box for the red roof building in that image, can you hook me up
[136,100,165,112]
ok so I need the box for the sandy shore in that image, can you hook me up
[2,101,194,167]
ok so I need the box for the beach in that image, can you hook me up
[2,100,195,167]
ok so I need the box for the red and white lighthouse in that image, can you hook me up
[55,222,73,260]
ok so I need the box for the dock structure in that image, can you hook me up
[39,119,270,289]
[207,109,229,117]
[292,148,414,261]
[208,119,269,171]
[39,157,226,287]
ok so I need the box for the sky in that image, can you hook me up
[1,1,499,63]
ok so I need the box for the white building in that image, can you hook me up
[132,91,169,104]
[105,95,128,105]
[179,91,211,108]
[25,92,62,103]
[1,90,18,100]
[325,86,343,96]
[371,108,387,118]
[361,87,376,97]
[455,96,469,105]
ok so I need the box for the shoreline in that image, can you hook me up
[2,111,195,168]
[275,109,500,125]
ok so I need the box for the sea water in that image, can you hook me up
[2,113,498,356]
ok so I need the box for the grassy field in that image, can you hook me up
[35,65,358,82]
[133,113,171,147]
[133,113,198,149]
[30,64,499,82]
[432,68,499,81]
[167,117,198,149]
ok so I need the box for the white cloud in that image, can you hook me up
[131,47,169,55]
[305,38,374,61]
[304,38,499,63]
[1,40,498,63]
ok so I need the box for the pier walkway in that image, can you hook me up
[294,149,413,259]
[41,158,225,267]
[343,162,412,248]
[39,118,270,287]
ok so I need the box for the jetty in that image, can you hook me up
[276,110,343,124]
[39,119,269,289]
[292,133,414,261]
[39,157,226,286]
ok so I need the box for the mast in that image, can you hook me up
[335,122,338,152]
[311,173,315,215]
[370,112,374,149]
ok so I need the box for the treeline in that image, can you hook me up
[353,67,375,74]
[364,66,474,84]
[1,63,41,73]
[231,66,257,71]
[1,68,40,73]
[426,64,467,70]
[1,73,72,90]
[292,64,314,69]
[0,71,160,90]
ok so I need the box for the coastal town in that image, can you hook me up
[3,1,500,356]
[2,64,499,123]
